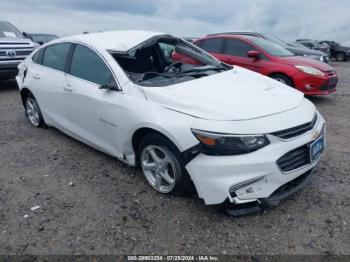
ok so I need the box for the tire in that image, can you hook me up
[138,133,193,195]
[24,94,45,127]
[270,74,294,87]
[335,52,346,62]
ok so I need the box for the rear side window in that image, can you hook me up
[197,38,224,53]
[42,43,71,71]
[69,45,112,86]
[223,39,257,58]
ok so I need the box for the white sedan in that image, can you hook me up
[16,30,325,215]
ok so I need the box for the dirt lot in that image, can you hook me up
[0,63,349,256]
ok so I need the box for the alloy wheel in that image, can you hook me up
[25,97,40,127]
[141,145,176,193]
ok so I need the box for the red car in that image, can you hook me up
[192,35,338,95]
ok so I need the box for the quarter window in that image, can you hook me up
[32,48,44,64]
[197,38,224,53]
[223,39,257,58]
[69,45,112,85]
[42,43,71,71]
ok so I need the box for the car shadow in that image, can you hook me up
[306,95,335,105]
[0,79,18,91]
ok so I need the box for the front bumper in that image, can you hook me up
[0,62,20,80]
[185,113,325,205]
[293,71,338,95]
[224,169,313,216]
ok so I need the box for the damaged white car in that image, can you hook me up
[16,30,325,215]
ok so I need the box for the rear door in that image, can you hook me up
[26,43,71,128]
[195,38,225,61]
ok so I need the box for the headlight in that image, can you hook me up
[295,65,325,76]
[191,129,270,155]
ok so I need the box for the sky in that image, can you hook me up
[2,0,350,45]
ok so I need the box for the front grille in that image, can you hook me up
[277,144,310,172]
[0,42,31,45]
[0,50,32,56]
[271,114,317,140]
[320,77,338,91]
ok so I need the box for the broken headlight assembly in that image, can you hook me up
[191,129,269,155]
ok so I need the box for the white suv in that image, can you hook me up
[16,31,325,215]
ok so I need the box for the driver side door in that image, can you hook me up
[63,44,125,157]
[220,38,264,73]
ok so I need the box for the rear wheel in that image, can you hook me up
[24,95,45,127]
[270,74,294,87]
[139,134,192,195]
[336,52,346,62]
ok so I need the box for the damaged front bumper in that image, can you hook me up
[223,169,313,217]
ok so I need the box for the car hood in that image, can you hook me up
[0,36,35,46]
[287,46,326,56]
[276,56,334,71]
[142,67,304,121]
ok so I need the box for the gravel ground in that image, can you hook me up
[0,63,349,255]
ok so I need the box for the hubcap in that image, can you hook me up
[26,98,40,126]
[141,145,176,193]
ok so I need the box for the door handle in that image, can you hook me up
[63,85,73,92]
[32,73,40,80]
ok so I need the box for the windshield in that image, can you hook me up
[31,34,58,43]
[248,37,294,57]
[110,35,231,87]
[261,34,289,48]
[289,42,309,49]
[0,22,23,38]
[310,41,323,48]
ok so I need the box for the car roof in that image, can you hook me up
[61,30,165,52]
[208,31,262,37]
[199,34,257,42]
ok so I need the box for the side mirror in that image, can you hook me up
[247,50,260,59]
[99,83,120,92]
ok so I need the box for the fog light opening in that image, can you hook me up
[305,84,313,90]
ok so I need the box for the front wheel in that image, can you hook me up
[336,52,346,62]
[25,95,45,127]
[270,74,294,87]
[139,134,192,195]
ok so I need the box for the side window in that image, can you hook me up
[197,38,224,53]
[303,42,312,48]
[223,39,257,58]
[42,43,71,71]
[32,48,44,64]
[69,45,112,86]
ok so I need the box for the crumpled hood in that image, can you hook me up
[142,67,304,121]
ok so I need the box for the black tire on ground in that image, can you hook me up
[270,74,294,87]
[24,93,46,127]
[335,52,347,62]
[138,133,194,195]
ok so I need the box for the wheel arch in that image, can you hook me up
[131,126,184,166]
[19,88,35,107]
[268,72,295,87]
